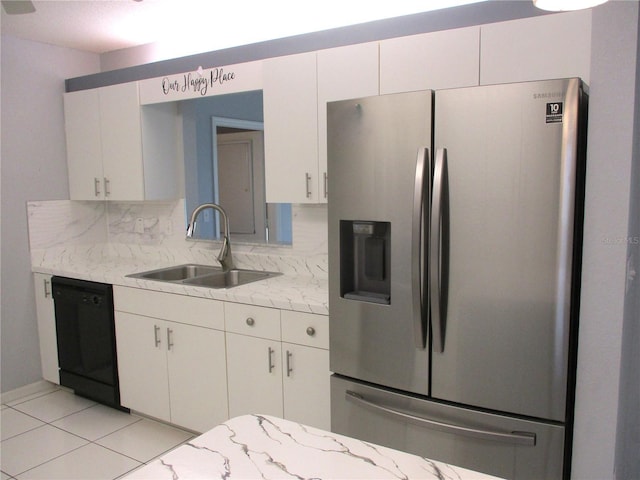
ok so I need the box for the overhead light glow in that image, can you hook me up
[113,0,488,62]
[533,0,608,11]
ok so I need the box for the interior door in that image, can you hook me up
[217,130,266,241]
[431,79,584,421]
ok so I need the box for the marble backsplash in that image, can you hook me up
[27,199,328,278]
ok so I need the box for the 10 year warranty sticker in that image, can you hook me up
[546,102,563,123]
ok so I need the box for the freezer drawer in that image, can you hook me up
[331,375,566,480]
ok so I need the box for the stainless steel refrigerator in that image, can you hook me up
[327,78,587,480]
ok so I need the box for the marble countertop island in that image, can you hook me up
[125,415,502,480]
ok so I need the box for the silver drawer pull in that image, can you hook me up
[306,326,316,337]
[286,350,293,376]
[268,347,275,373]
[246,317,255,326]
[167,328,174,351]
[154,325,161,347]
[345,390,536,446]
[305,173,312,198]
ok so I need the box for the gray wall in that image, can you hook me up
[614,7,640,479]
[571,3,639,478]
[0,35,100,392]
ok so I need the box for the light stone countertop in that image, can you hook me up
[31,245,328,315]
[124,414,502,480]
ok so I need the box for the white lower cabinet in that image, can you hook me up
[113,286,329,432]
[225,303,330,430]
[113,287,228,433]
[34,273,59,384]
[165,320,228,431]
[281,310,331,430]
[282,343,330,430]
[226,332,284,418]
[114,312,171,421]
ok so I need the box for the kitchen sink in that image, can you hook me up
[127,264,280,289]
[183,269,278,289]
[128,264,221,281]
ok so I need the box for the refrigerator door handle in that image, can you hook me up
[412,147,430,349]
[430,148,449,353]
[346,390,536,446]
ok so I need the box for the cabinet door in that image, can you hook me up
[226,332,283,418]
[379,27,480,94]
[317,43,379,203]
[99,83,145,201]
[479,10,591,85]
[282,344,330,430]
[167,323,228,433]
[264,52,319,203]
[34,273,59,384]
[64,89,104,200]
[114,312,170,422]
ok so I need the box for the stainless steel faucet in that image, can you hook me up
[186,203,235,271]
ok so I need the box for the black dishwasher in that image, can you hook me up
[52,276,125,410]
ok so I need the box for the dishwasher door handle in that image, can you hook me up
[345,390,536,446]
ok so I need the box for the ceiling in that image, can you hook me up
[1,0,487,57]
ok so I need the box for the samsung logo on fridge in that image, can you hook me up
[533,91,565,99]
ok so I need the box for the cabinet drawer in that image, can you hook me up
[225,302,281,340]
[281,310,329,349]
[113,286,224,330]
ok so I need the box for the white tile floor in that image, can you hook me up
[1,387,194,479]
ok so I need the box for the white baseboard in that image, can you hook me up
[1,380,60,404]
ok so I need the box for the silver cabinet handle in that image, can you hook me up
[167,328,174,351]
[246,317,255,326]
[43,279,51,298]
[345,390,536,446]
[268,347,275,373]
[104,177,111,197]
[94,177,101,197]
[412,147,430,349]
[305,173,312,198]
[323,172,328,199]
[430,148,449,353]
[306,326,316,337]
[154,325,161,347]
[286,350,293,377]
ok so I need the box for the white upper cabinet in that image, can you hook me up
[380,26,480,95]
[480,10,592,85]
[64,82,180,201]
[263,52,319,204]
[64,88,103,200]
[317,42,379,203]
[98,82,145,200]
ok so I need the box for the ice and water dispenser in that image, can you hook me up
[339,220,391,305]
